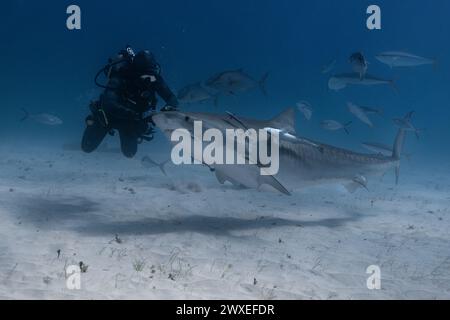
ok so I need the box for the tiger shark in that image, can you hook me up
[152,108,407,195]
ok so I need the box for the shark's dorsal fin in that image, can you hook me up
[269,108,296,135]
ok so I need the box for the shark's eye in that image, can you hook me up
[184,116,190,122]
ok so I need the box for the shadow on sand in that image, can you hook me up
[14,195,101,227]
[14,195,364,237]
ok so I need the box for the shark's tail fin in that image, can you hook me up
[392,129,406,160]
[403,111,423,140]
[259,72,269,97]
[20,108,29,122]
[392,128,407,184]
[392,110,418,183]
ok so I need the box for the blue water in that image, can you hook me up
[1,0,449,166]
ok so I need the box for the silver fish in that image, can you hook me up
[393,111,422,139]
[358,106,384,117]
[347,102,373,127]
[153,109,408,194]
[21,109,63,125]
[328,73,396,91]
[296,101,313,120]
[321,120,352,134]
[141,156,169,176]
[375,51,436,68]
[177,82,218,106]
[205,69,269,96]
[321,59,337,74]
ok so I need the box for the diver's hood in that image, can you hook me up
[133,50,160,75]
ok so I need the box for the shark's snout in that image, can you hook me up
[151,112,169,128]
[152,111,192,138]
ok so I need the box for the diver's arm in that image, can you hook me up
[154,75,179,108]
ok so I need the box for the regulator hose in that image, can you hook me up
[94,59,127,90]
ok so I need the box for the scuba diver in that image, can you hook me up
[81,46,179,158]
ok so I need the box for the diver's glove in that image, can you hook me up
[161,105,178,112]
[137,122,156,144]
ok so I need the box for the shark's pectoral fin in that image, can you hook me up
[257,175,291,196]
[213,165,290,195]
[214,169,244,187]
[344,175,369,193]
[215,170,226,184]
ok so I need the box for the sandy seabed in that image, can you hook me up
[0,144,449,299]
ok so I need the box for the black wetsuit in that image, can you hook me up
[81,51,178,158]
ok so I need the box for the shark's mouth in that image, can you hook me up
[161,129,175,137]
